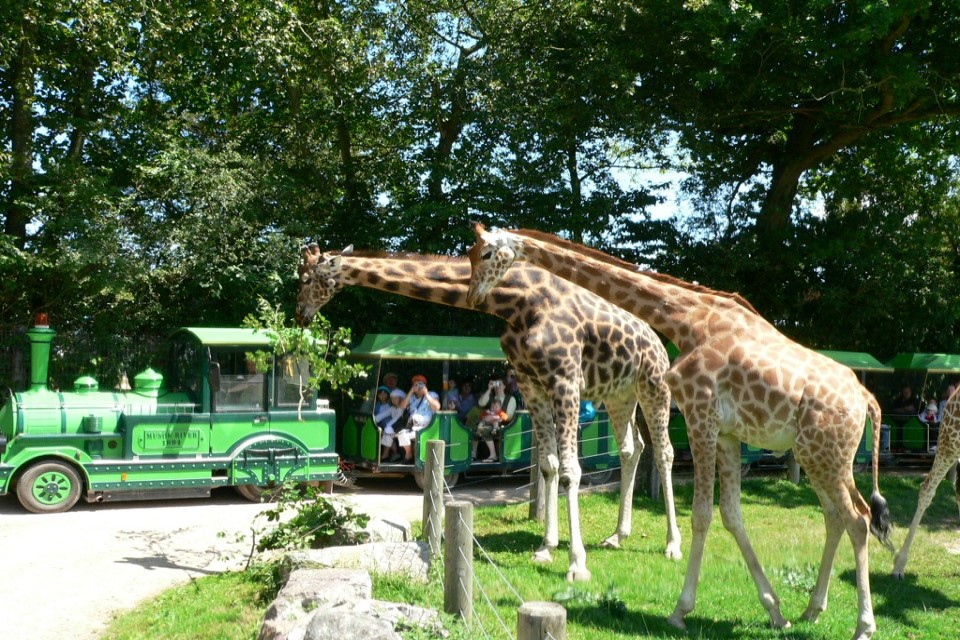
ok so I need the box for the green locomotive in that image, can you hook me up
[0,316,338,513]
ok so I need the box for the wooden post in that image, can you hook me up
[517,601,566,640]
[528,435,545,522]
[423,440,445,559]
[444,500,473,621]
[788,450,802,484]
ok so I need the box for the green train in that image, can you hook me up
[0,316,338,513]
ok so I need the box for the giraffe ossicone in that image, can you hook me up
[296,243,683,581]
[465,223,893,640]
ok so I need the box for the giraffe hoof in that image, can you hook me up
[565,567,591,582]
[891,569,906,580]
[664,543,683,561]
[532,548,553,564]
[599,535,621,549]
[666,613,686,631]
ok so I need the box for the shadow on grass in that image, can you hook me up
[563,603,833,640]
[837,569,960,626]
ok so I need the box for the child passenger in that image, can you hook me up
[474,398,508,463]
[378,388,407,461]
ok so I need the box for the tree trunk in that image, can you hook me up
[6,14,37,248]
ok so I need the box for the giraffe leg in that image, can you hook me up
[526,395,560,564]
[668,422,717,630]
[802,457,877,640]
[893,441,959,578]
[637,378,682,560]
[553,386,590,582]
[715,435,789,629]
[800,485,844,623]
[598,398,641,550]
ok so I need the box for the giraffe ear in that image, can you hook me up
[342,244,354,255]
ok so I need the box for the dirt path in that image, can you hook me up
[0,479,430,640]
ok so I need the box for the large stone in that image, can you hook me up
[284,541,431,582]
[259,568,371,640]
[259,566,447,640]
[363,516,412,542]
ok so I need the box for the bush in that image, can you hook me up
[254,483,370,552]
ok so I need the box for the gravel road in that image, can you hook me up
[0,477,436,640]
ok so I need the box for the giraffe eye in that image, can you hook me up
[481,249,493,261]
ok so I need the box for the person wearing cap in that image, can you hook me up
[397,374,441,463]
[920,400,939,424]
[378,388,408,461]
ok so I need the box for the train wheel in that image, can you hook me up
[17,461,82,514]
[234,483,285,503]
[582,468,615,486]
[413,471,459,490]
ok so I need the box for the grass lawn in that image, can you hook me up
[100,472,959,640]
[464,472,960,640]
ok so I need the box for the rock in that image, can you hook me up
[284,541,431,582]
[363,516,412,542]
[259,566,447,640]
[259,568,371,640]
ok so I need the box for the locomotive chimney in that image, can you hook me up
[27,313,55,392]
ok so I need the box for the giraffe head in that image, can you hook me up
[466,223,524,307]
[296,242,352,326]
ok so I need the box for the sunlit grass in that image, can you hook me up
[100,473,959,639]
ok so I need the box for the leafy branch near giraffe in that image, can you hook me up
[296,244,682,581]
[465,224,893,640]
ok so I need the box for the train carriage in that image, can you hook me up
[338,333,621,488]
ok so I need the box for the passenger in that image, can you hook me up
[381,372,400,392]
[378,388,407,462]
[397,374,441,463]
[373,385,390,414]
[444,378,460,409]
[579,399,597,427]
[477,375,518,422]
[474,398,508,463]
[504,368,524,409]
[457,380,478,424]
[920,400,941,453]
[889,385,918,416]
[938,385,956,421]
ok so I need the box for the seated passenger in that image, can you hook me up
[920,401,939,424]
[378,389,406,462]
[397,374,441,463]
[457,380,478,424]
[473,398,507,463]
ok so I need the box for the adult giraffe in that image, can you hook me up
[295,244,682,581]
[892,385,960,578]
[465,225,892,640]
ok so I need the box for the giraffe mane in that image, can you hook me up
[512,228,760,315]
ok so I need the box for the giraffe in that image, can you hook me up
[295,244,683,581]
[465,225,893,640]
[892,385,960,578]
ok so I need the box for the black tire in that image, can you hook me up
[413,471,459,490]
[16,461,82,514]
[581,468,615,486]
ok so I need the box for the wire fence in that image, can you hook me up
[424,441,570,640]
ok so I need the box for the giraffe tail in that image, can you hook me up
[867,394,894,551]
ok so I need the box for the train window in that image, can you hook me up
[211,350,266,412]
[275,355,310,407]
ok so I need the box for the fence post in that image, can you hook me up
[788,450,802,484]
[423,439,445,559]
[528,435,545,522]
[444,500,473,622]
[517,601,566,640]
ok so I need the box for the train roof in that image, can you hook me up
[350,334,506,361]
[170,327,274,347]
[886,352,960,373]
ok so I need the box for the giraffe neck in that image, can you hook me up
[342,255,527,322]
[510,232,768,351]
